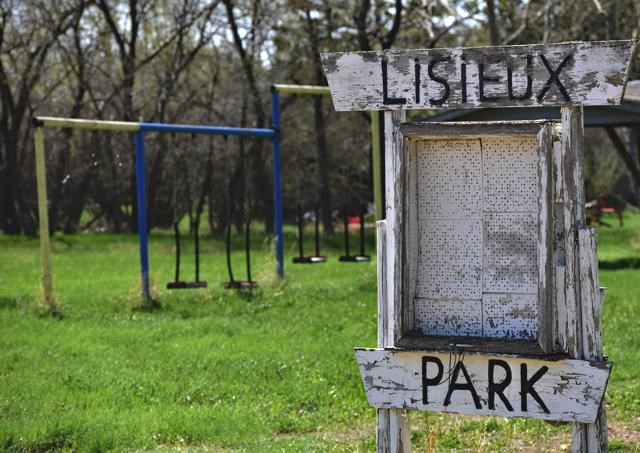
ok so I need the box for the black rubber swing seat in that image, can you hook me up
[339,255,371,262]
[167,281,208,289]
[223,280,259,289]
[292,255,327,264]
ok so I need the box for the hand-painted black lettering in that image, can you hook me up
[381,59,407,105]
[443,361,481,409]
[461,60,467,103]
[414,58,421,104]
[488,359,514,411]
[479,62,501,102]
[508,55,533,101]
[536,54,573,102]
[422,356,444,404]
[428,57,451,106]
[520,364,550,413]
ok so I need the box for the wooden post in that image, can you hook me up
[579,228,608,452]
[376,220,411,452]
[379,108,411,453]
[372,111,384,221]
[560,106,607,452]
[384,110,407,347]
[34,127,54,309]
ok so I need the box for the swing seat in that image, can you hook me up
[339,255,371,262]
[167,281,208,290]
[223,280,259,290]
[292,255,327,264]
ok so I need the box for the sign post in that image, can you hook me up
[322,40,636,452]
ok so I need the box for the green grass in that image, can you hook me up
[0,215,638,451]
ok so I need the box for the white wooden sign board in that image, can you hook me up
[320,39,636,452]
[321,40,636,111]
[355,349,611,423]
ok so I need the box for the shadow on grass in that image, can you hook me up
[0,296,20,310]
[599,257,640,270]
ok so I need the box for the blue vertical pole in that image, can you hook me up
[135,129,151,298]
[271,89,284,278]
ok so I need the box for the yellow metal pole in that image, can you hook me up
[371,111,383,220]
[34,127,54,308]
[36,116,140,132]
[272,84,331,96]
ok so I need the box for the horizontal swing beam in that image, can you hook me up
[139,122,276,139]
[33,116,277,140]
[272,84,331,96]
[34,116,140,132]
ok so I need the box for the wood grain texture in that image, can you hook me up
[537,124,555,353]
[384,111,407,346]
[377,201,410,453]
[560,107,585,359]
[578,228,608,452]
[394,335,557,358]
[322,41,636,111]
[552,134,569,351]
[34,127,54,307]
[355,349,611,423]
[559,107,587,451]
[401,120,552,137]
[377,221,388,348]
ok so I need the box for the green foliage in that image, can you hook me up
[0,214,638,450]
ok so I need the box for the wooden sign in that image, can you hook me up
[321,40,636,111]
[356,349,611,423]
[321,39,627,451]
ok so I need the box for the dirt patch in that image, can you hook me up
[609,417,640,444]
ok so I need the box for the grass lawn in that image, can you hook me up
[0,214,638,451]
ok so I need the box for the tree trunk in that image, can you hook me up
[222,0,273,233]
[486,0,500,45]
[312,95,333,234]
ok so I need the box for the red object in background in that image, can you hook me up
[586,195,624,227]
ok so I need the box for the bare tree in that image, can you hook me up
[0,0,81,234]
[222,0,274,232]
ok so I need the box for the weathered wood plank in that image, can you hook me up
[322,41,636,111]
[377,220,388,348]
[538,124,555,353]
[552,134,568,352]
[395,335,559,358]
[558,107,608,452]
[377,200,410,453]
[561,106,584,359]
[579,228,602,361]
[355,349,611,423]
[560,106,586,450]
[401,120,552,137]
[376,410,411,453]
[578,228,608,452]
[385,111,407,346]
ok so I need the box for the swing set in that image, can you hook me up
[33,84,382,306]
[33,117,281,304]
